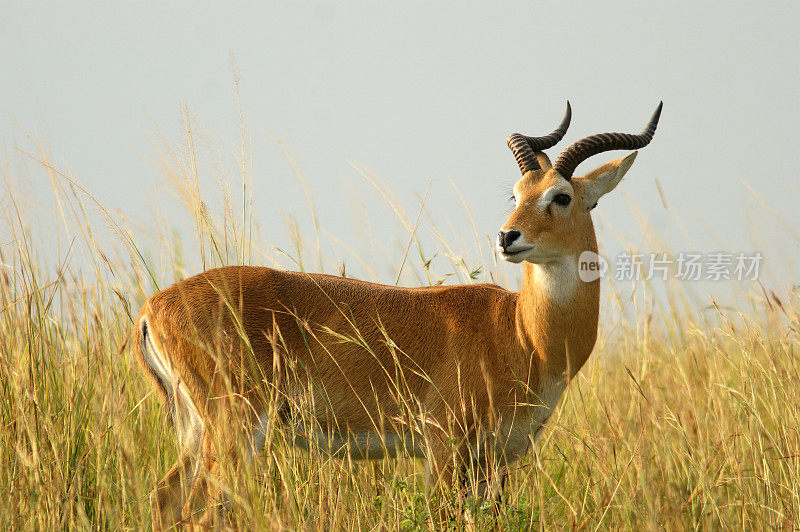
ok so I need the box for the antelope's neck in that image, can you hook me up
[515,249,600,381]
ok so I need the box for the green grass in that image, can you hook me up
[2,112,799,530]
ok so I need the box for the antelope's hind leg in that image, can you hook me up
[193,403,278,529]
[151,449,201,530]
[150,383,206,530]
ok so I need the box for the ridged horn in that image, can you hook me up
[552,102,662,180]
[507,101,571,175]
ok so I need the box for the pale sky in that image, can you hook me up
[2,2,799,303]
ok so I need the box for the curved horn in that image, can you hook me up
[507,101,572,175]
[553,102,662,180]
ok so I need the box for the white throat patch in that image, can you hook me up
[532,257,578,303]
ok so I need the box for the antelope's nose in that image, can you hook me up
[497,230,521,251]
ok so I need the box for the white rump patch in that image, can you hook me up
[140,319,204,453]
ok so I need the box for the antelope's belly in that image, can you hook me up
[289,428,426,459]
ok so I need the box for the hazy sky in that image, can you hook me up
[2,2,799,300]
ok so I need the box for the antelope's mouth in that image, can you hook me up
[499,245,534,263]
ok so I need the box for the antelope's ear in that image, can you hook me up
[535,151,552,171]
[577,152,637,209]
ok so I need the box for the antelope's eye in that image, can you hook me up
[553,193,571,206]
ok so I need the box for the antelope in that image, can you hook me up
[132,102,662,528]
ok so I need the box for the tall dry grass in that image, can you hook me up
[2,109,799,530]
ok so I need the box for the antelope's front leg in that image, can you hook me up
[425,431,479,527]
[470,461,508,509]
